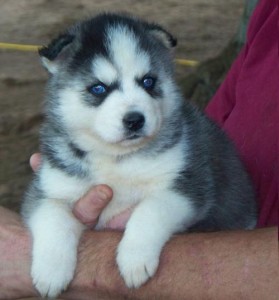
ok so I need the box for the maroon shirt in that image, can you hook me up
[205,0,278,227]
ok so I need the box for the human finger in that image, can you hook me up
[73,184,113,227]
[29,153,41,172]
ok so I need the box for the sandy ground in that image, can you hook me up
[0,0,243,211]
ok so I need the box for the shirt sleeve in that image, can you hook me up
[204,45,247,127]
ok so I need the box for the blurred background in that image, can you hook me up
[0,0,256,212]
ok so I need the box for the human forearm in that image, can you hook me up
[1,203,277,300]
[0,207,36,299]
[65,227,278,300]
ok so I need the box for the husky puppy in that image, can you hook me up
[22,13,256,298]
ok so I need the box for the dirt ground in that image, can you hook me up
[0,0,243,212]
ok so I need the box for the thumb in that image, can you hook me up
[30,153,41,172]
[73,185,113,227]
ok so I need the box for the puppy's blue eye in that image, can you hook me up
[142,77,156,90]
[89,83,107,96]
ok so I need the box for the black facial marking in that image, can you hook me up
[85,81,120,107]
[136,74,162,99]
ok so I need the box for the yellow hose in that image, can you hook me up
[0,42,199,67]
[0,42,39,51]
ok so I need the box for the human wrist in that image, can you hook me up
[0,225,37,299]
[74,231,124,290]
[62,231,126,299]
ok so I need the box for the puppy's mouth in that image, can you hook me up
[126,132,143,140]
[118,131,148,145]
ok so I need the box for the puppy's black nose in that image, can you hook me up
[123,112,145,131]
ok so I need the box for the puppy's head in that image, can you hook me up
[40,13,180,156]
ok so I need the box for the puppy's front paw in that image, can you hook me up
[31,247,76,298]
[116,239,159,288]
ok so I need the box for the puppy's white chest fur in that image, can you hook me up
[90,143,186,228]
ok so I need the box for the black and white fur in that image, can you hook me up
[22,13,257,298]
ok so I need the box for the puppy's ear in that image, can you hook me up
[39,34,75,74]
[148,24,177,49]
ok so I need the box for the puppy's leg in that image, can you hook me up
[27,199,84,298]
[116,191,195,288]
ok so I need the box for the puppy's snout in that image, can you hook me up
[123,112,145,132]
